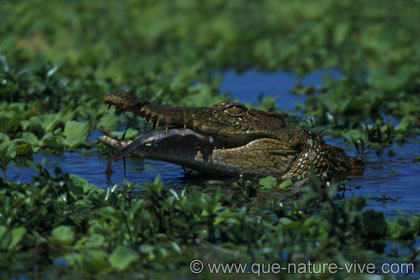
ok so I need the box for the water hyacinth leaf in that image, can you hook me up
[278,179,293,189]
[387,219,413,239]
[13,142,33,156]
[65,135,87,148]
[258,176,277,189]
[21,117,44,133]
[1,141,17,159]
[333,23,350,45]
[0,226,9,249]
[0,226,26,251]
[85,234,105,248]
[40,133,64,149]
[0,111,20,133]
[109,245,139,271]
[395,117,412,132]
[46,116,64,133]
[139,244,155,260]
[64,121,90,139]
[0,142,17,179]
[51,225,74,246]
[8,227,26,250]
[22,132,39,145]
[24,114,60,133]
[69,174,95,193]
[80,249,109,273]
[97,113,119,131]
[75,234,105,249]
[109,128,138,140]
[214,209,240,225]
[0,133,10,142]
[341,129,363,142]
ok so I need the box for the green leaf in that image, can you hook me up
[51,225,74,246]
[207,180,225,185]
[0,133,10,142]
[22,132,39,145]
[0,226,26,250]
[64,121,90,148]
[334,23,350,45]
[97,113,119,131]
[109,128,138,139]
[387,219,412,239]
[259,176,277,189]
[40,133,64,149]
[14,143,33,156]
[80,249,109,273]
[75,234,105,249]
[65,135,87,148]
[109,246,139,271]
[9,227,26,250]
[0,226,9,249]
[395,117,411,132]
[0,111,20,133]
[46,117,63,133]
[341,129,363,141]
[64,121,89,139]
[70,174,95,193]
[278,179,293,189]
[6,142,17,158]
[85,234,105,248]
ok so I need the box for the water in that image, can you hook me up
[7,69,420,215]
[220,68,341,110]
[326,138,420,215]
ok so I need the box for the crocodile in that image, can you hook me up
[99,91,364,179]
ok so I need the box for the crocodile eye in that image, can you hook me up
[225,104,247,116]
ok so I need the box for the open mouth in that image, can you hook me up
[102,92,364,178]
[104,98,284,161]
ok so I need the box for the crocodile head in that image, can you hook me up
[101,91,364,178]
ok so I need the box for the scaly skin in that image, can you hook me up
[100,91,364,179]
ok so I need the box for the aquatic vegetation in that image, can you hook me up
[0,168,418,277]
[0,0,419,278]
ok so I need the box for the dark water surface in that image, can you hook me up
[7,70,420,215]
[220,68,341,109]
